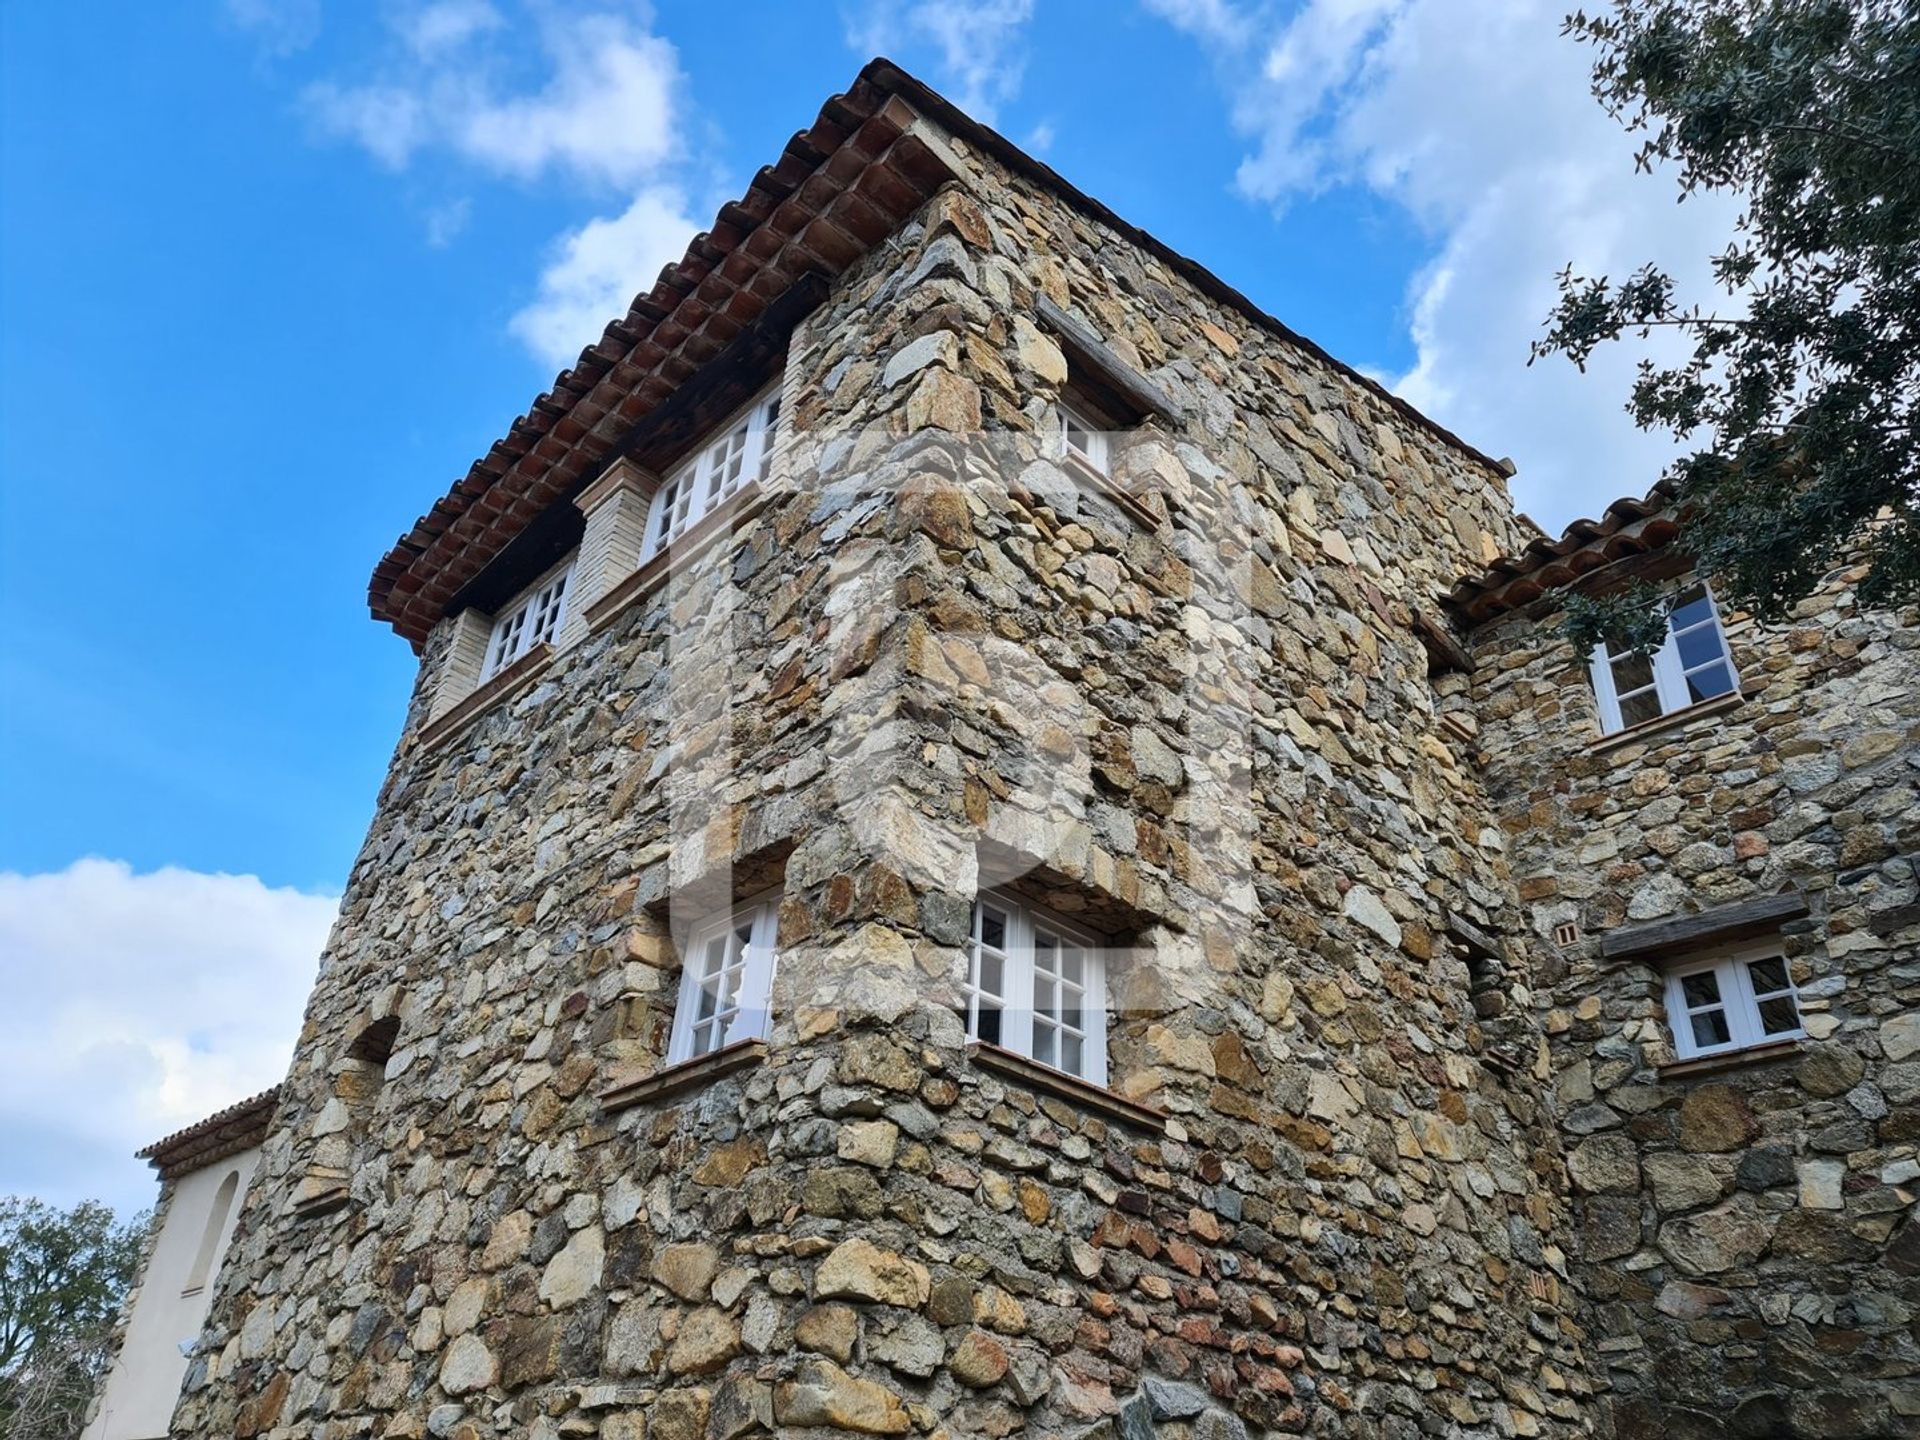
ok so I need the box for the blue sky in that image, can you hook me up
[1,0,1732,1215]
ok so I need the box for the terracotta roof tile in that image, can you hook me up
[369,58,1513,649]
[1446,481,1685,624]
[136,1086,281,1182]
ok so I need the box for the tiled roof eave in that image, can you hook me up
[1445,481,1689,625]
[137,1086,281,1181]
[366,76,954,648]
[368,57,1521,651]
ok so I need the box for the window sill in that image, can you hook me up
[1061,450,1167,533]
[1657,1037,1803,1080]
[585,483,770,634]
[966,1041,1168,1133]
[1587,688,1745,754]
[599,1038,768,1113]
[415,643,553,755]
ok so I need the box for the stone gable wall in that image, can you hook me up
[1470,554,1920,1439]
[175,117,1596,1440]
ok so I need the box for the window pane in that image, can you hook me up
[1062,950,1083,985]
[1620,689,1664,728]
[1745,956,1789,995]
[1061,1033,1083,1077]
[1691,1010,1732,1048]
[1668,587,1712,631]
[1610,652,1655,692]
[1032,1024,1056,1067]
[1674,622,1725,671]
[979,907,1006,950]
[1685,663,1735,703]
[1680,971,1722,1008]
[978,950,1003,999]
[1034,977,1056,1018]
[976,1002,1001,1046]
[1757,997,1800,1035]
[1035,931,1057,965]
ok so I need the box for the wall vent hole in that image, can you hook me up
[1553,922,1580,946]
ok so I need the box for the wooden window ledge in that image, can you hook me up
[1657,1037,1803,1081]
[1587,688,1746,754]
[1061,450,1167,533]
[585,483,770,634]
[599,1039,768,1113]
[415,643,553,755]
[967,1041,1168,1133]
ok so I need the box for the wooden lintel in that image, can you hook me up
[1600,891,1810,961]
[1443,910,1507,965]
[1413,608,1474,675]
[1034,295,1183,422]
[599,1039,768,1112]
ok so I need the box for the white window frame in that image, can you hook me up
[1587,580,1740,734]
[1662,936,1804,1061]
[482,554,573,680]
[962,892,1109,1086]
[665,893,780,1065]
[1059,398,1110,476]
[640,386,783,563]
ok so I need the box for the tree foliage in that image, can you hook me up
[1534,0,1920,648]
[0,1197,147,1440]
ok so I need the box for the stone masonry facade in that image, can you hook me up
[1469,545,1920,1438]
[158,62,1914,1440]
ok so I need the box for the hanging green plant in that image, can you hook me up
[1561,581,1670,660]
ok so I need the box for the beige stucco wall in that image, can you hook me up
[83,1148,260,1440]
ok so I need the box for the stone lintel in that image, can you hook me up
[573,456,659,515]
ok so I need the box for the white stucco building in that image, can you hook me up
[81,1089,277,1440]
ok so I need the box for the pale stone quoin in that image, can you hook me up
[92,58,1916,1440]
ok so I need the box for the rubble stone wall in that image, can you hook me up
[176,117,1599,1440]
[1471,555,1920,1439]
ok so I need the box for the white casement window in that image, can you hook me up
[483,557,572,679]
[1059,400,1110,476]
[962,894,1109,1085]
[641,388,783,562]
[1663,938,1804,1060]
[666,897,780,1064]
[1588,581,1739,733]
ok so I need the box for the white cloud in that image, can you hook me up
[290,2,699,365]
[306,3,685,190]
[1147,0,1743,532]
[400,0,505,58]
[846,0,1035,124]
[424,195,474,249]
[510,187,702,368]
[224,0,323,57]
[0,860,336,1218]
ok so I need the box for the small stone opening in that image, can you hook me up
[346,1015,400,1066]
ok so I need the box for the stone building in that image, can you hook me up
[131,60,1912,1440]
[1452,497,1920,1438]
